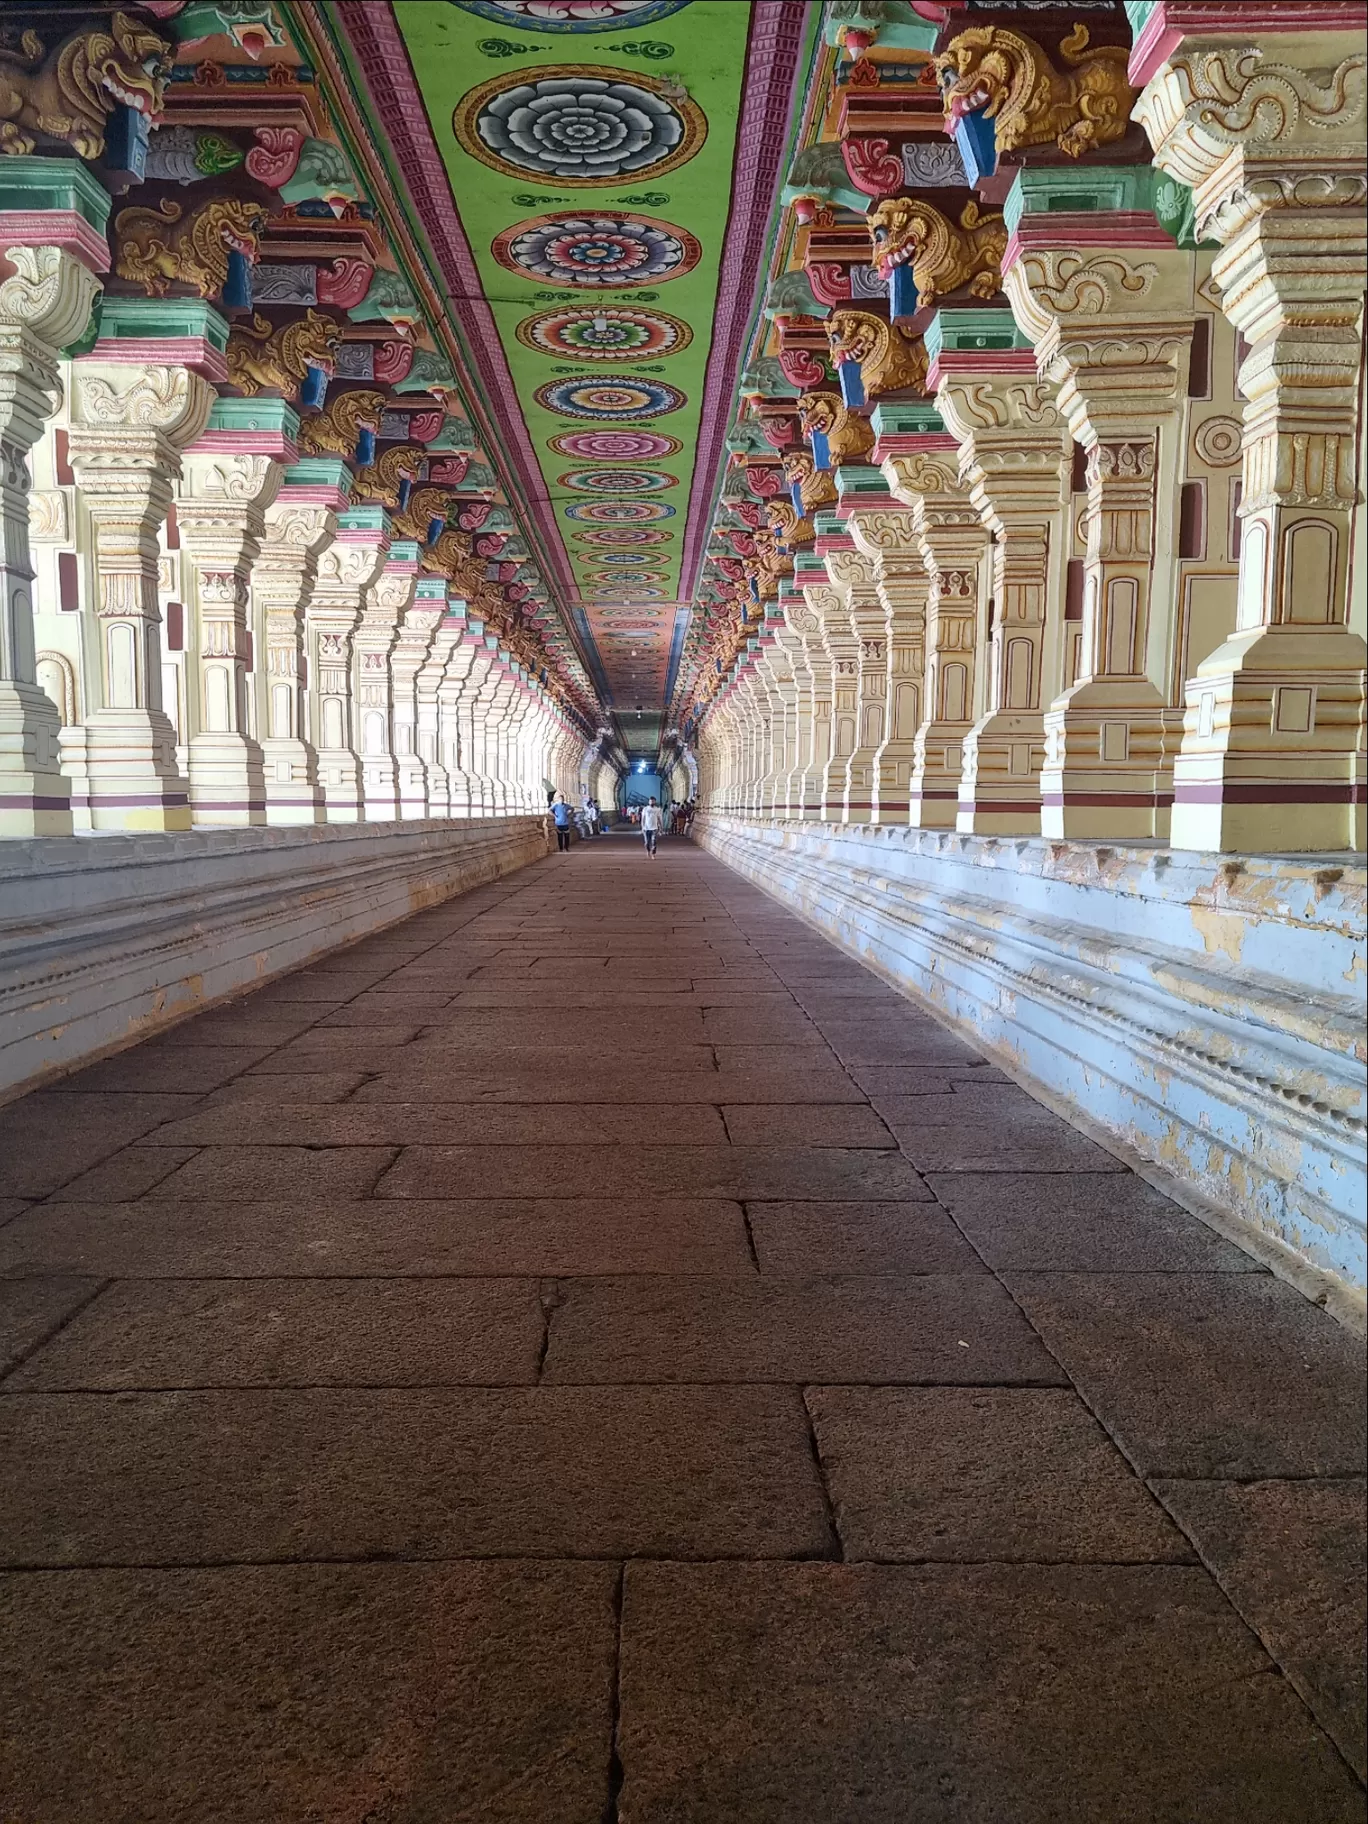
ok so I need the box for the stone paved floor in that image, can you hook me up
[0,837,1364,1820]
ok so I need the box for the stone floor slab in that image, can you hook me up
[146,1102,728,1148]
[720,1105,896,1149]
[1151,1476,1367,1779]
[929,1172,1261,1272]
[809,1386,1194,1563]
[615,1562,1363,1822]
[146,1145,398,1201]
[1008,1272,1368,1477]
[0,1276,102,1376]
[0,1094,202,1197]
[746,1201,983,1276]
[8,1277,546,1390]
[0,1561,616,1823]
[541,1275,1063,1385]
[0,1385,833,1564]
[49,1045,275,1095]
[0,1199,754,1278]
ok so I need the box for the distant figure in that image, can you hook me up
[551,792,573,852]
[580,792,599,838]
[640,796,664,858]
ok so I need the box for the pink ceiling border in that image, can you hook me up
[678,0,814,599]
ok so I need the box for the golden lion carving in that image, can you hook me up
[392,486,453,542]
[797,390,876,467]
[935,23,1134,161]
[226,309,341,400]
[297,388,385,458]
[869,197,1006,309]
[0,12,169,160]
[783,448,839,515]
[114,196,268,300]
[352,444,425,508]
[826,309,928,401]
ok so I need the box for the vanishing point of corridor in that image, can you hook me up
[0,837,1363,1819]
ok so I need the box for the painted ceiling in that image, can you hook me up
[333,0,816,754]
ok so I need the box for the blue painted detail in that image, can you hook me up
[355,425,377,466]
[809,428,832,471]
[223,248,253,311]
[299,363,328,410]
[836,356,865,409]
[888,262,918,322]
[790,480,805,517]
[397,476,413,510]
[426,515,445,544]
[102,104,149,185]
[953,107,998,188]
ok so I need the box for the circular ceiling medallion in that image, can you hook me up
[455,2,690,32]
[558,467,678,493]
[455,66,705,186]
[593,586,668,599]
[589,551,658,566]
[515,306,691,362]
[575,527,671,546]
[550,431,682,461]
[536,376,684,421]
[583,567,669,583]
[564,499,675,522]
[492,213,700,289]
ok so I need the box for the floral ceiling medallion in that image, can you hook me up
[492,212,700,288]
[550,430,683,460]
[575,528,672,548]
[536,375,684,419]
[456,66,705,185]
[564,499,675,522]
[515,305,691,361]
[559,467,678,492]
[455,1,691,30]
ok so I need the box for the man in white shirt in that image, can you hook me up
[640,797,663,857]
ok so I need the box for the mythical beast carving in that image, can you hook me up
[935,23,1135,161]
[226,309,341,399]
[114,196,268,299]
[869,196,1006,309]
[797,390,876,466]
[0,12,169,159]
[826,309,928,400]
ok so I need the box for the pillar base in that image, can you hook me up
[0,685,73,836]
[909,722,970,829]
[188,733,268,827]
[318,753,362,823]
[1039,680,1171,842]
[60,714,192,833]
[362,757,401,822]
[261,740,326,826]
[956,712,1046,835]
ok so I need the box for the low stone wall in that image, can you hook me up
[696,813,1367,1300]
[0,815,550,1101]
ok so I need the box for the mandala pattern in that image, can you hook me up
[536,376,684,420]
[590,551,657,565]
[550,431,682,460]
[558,467,678,493]
[515,306,691,362]
[563,499,675,523]
[492,213,700,288]
[456,67,704,185]
[575,527,671,546]
[456,1,690,29]
[583,568,670,583]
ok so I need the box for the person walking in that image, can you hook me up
[640,796,663,858]
[551,792,573,853]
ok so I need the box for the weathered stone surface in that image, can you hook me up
[1008,1274,1367,1477]
[615,1563,1364,1821]
[1152,1477,1368,1780]
[810,1387,1193,1563]
[51,1046,276,1094]
[929,1173,1260,1272]
[0,1387,833,1564]
[378,1146,927,1202]
[0,1277,102,1376]
[145,1102,729,1148]
[8,1278,546,1389]
[0,1094,202,1197]
[48,1146,201,1202]
[0,1199,753,1278]
[747,1201,982,1275]
[541,1276,1062,1385]
[721,1105,895,1148]
[0,1561,617,1822]
[147,1146,399,1201]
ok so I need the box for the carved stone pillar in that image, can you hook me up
[308,505,390,823]
[920,329,1073,835]
[1135,16,1368,849]
[177,404,293,825]
[66,356,215,831]
[1002,168,1197,838]
[845,495,926,823]
[0,208,104,834]
[253,459,350,826]
[414,606,462,817]
[882,442,990,829]
[391,576,444,819]
[353,544,415,822]
[777,581,820,817]
[438,610,482,816]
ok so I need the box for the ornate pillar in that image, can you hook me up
[392,576,445,818]
[308,505,390,823]
[1002,167,1197,839]
[177,402,294,825]
[845,490,926,824]
[0,163,107,834]
[778,580,820,817]
[922,324,1072,835]
[439,608,483,816]
[1135,12,1368,850]
[415,604,464,817]
[66,328,217,831]
[253,459,350,826]
[882,434,990,830]
[354,543,416,821]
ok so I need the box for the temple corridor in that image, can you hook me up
[0,837,1363,1819]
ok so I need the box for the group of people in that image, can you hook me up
[546,791,696,856]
